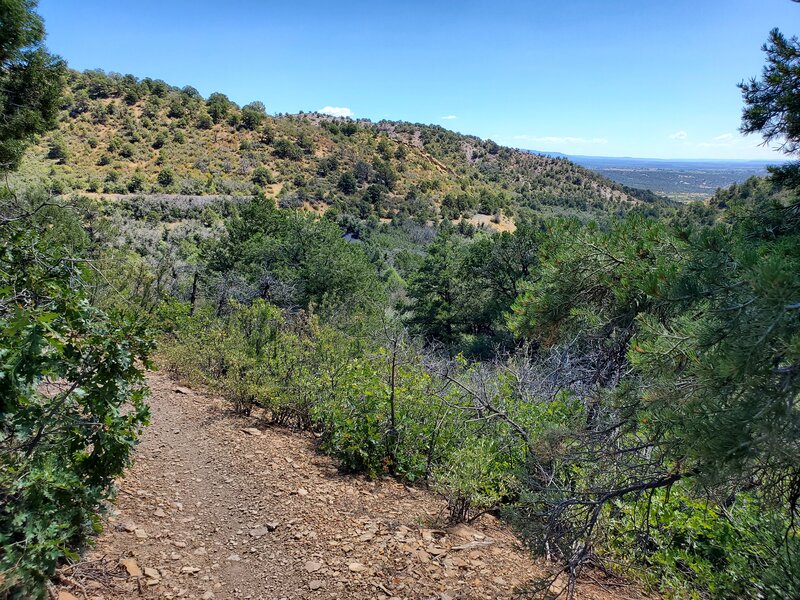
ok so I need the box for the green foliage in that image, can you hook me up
[251,165,274,186]
[405,222,539,353]
[606,488,800,599]
[273,138,302,160]
[240,101,265,130]
[196,111,213,129]
[11,68,658,220]
[0,0,66,172]
[372,159,397,189]
[0,198,152,598]
[46,136,68,162]
[158,167,174,187]
[509,215,682,366]
[127,171,145,192]
[161,303,459,480]
[739,27,800,155]
[337,171,356,195]
[631,194,800,500]
[313,342,461,480]
[205,196,384,321]
[433,437,514,523]
[504,197,800,598]
[405,232,463,344]
[206,92,234,124]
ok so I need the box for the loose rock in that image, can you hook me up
[304,560,322,572]
[119,558,142,577]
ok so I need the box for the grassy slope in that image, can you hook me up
[13,70,667,226]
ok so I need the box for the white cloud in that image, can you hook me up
[318,106,353,118]
[669,130,688,140]
[440,115,458,120]
[513,135,607,144]
[700,133,748,148]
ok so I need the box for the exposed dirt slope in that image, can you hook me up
[56,373,650,600]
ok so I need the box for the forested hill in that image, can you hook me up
[12,69,669,225]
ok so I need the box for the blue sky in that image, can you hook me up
[38,0,798,159]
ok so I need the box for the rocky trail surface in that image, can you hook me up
[56,372,649,600]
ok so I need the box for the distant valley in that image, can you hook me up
[528,151,783,200]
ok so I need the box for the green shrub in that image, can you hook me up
[251,166,275,186]
[160,302,458,480]
[152,131,167,149]
[46,136,68,162]
[274,139,302,160]
[158,167,174,187]
[127,171,145,192]
[605,489,800,599]
[433,437,514,523]
[119,142,135,158]
[0,201,152,598]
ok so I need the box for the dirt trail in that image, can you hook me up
[56,372,648,600]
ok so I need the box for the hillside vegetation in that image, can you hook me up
[3,4,800,600]
[12,69,669,226]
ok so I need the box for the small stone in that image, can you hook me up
[173,540,187,548]
[421,528,444,542]
[309,580,324,590]
[144,567,160,579]
[348,562,366,572]
[241,427,262,436]
[154,508,167,518]
[304,561,322,573]
[449,523,480,540]
[266,521,279,531]
[249,527,270,538]
[202,592,215,600]
[414,549,431,563]
[297,487,308,496]
[180,566,200,574]
[134,528,148,539]
[120,558,142,577]
[121,522,137,532]
[226,554,241,562]
[174,386,193,394]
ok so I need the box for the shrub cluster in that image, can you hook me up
[0,199,152,598]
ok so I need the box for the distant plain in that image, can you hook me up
[531,152,784,200]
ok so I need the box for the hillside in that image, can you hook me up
[12,70,668,226]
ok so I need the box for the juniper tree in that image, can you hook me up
[0,0,65,171]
